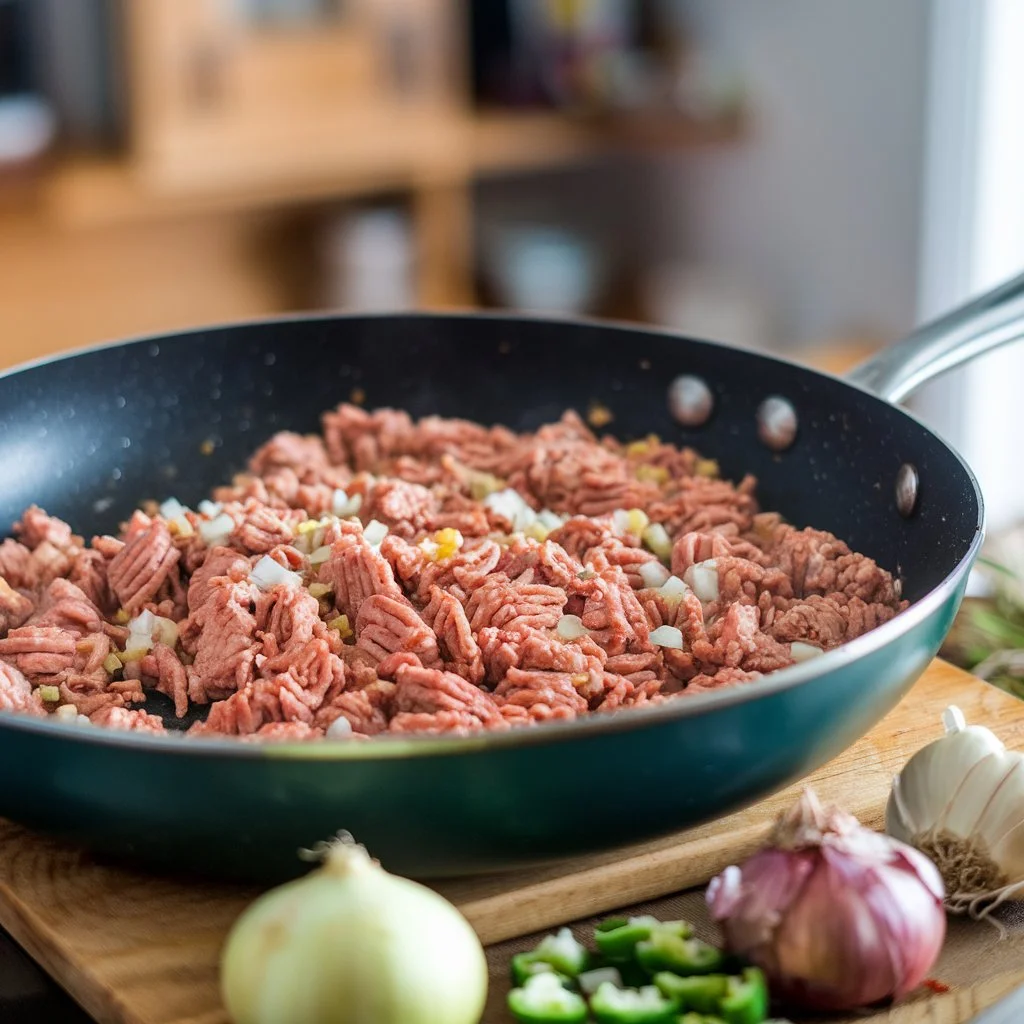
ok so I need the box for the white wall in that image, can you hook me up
[913,0,1024,534]
[649,0,931,350]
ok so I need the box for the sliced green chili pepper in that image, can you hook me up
[510,953,570,988]
[507,972,589,1024]
[718,967,769,1024]
[635,933,725,976]
[590,981,680,1024]
[594,916,693,960]
[526,927,590,977]
[653,972,729,1013]
[676,1014,727,1024]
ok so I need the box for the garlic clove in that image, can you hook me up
[886,705,1005,839]
[988,811,1024,884]
[942,751,1021,840]
[971,760,1024,879]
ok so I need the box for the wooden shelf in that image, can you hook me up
[39,107,744,231]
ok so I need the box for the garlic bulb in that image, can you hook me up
[886,704,1024,915]
[221,835,487,1024]
[708,788,945,1011]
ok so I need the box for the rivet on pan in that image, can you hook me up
[896,463,919,518]
[757,396,798,451]
[668,375,714,427]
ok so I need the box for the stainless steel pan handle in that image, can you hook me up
[847,268,1024,404]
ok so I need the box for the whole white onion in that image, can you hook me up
[221,837,487,1024]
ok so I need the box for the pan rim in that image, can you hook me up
[0,311,986,760]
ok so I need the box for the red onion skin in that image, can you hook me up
[706,807,946,1012]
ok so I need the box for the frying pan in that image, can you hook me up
[0,271,1021,883]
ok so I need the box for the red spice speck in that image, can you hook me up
[923,978,951,994]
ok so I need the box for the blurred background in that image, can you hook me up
[0,2,1022,547]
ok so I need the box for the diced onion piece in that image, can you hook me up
[169,516,193,538]
[638,560,671,589]
[153,616,179,648]
[612,507,649,536]
[159,497,188,520]
[556,614,589,640]
[684,559,720,603]
[642,522,673,561]
[199,512,235,545]
[198,499,222,518]
[55,704,78,722]
[483,488,537,532]
[38,685,60,703]
[578,967,623,996]
[308,582,332,599]
[125,609,155,655]
[309,545,332,566]
[250,555,303,592]
[537,510,566,531]
[131,609,156,634]
[363,519,389,549]
[791,641,824,663]
[468,470,505,500]
[328,614,354,640]
[326,716,353,740]
[659,575,692,605]
[102,653,122,675]
[331,489,363,518]
[524,522,551,542]
[649,624,684,649]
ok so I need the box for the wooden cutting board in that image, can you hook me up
[0,659,1021,1024]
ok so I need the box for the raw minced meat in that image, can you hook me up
[0,404,907,740]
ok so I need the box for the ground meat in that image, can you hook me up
[466,575,566,633]
[106,521,181,615]
[356,594,440,665]
[14,507,77,552]
[0,626,78,686]
[319,534,404,620]
[184,578,260,703]
[90,705,165,733]
[0,402,909,739]
[26,579,103,635]
[421,586,484,684]
[0,578,33,634]
[0,661,46,715]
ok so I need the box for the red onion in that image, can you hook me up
[705,788,946,1011]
